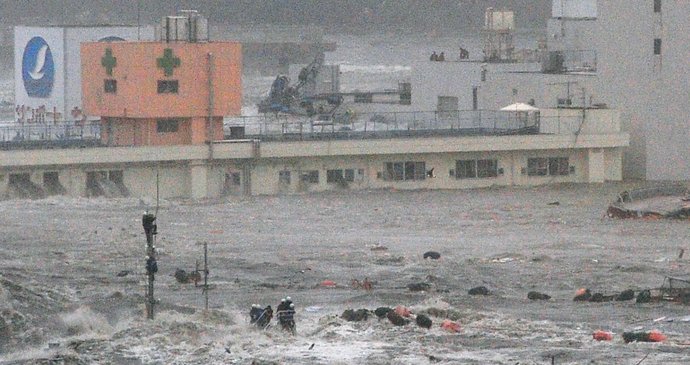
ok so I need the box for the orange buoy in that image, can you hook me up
[440,319,461,332]
[320,280,337,287]
[592,330,613,341]
[647,330,667,342]
[394,305,412,317]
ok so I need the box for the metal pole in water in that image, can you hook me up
[204,242,209,311]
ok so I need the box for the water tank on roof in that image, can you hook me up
[160,11,208,42]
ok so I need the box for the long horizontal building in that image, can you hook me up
[0,108,627,199]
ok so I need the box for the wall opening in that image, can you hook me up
[43,171,66,195]
[8,173,45,199]
[86,170,128,197]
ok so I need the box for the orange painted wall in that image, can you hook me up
[100,117,223,146]
[82,42,242,118]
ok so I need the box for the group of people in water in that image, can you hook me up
[429,51,445,62]
[430,47,470,62]
[249,296,296,334]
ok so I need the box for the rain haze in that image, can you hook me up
[1,1,690,364]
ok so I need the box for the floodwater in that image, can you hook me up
[1,182,690,364]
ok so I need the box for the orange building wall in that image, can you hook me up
[82,42,242,119]
[100,117,224,146]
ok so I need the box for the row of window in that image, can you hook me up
[279,168,365,185]
[276,157,571,185]
[104,80,179,94]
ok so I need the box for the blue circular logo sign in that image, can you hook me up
[22,36,55,98]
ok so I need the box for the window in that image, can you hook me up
[527,158,548,176]
[156,119,179,133]
[456,159,498,179]
[327,169,356,184]
[300,170,319,184]
[456,160,476,179]
[384,162,425,181]
[654,38,662,55]
[157,80,179,93]
[654,0,661,13]
[548,157,570,176]
[354,93,373,103]
[527,157,569,176]
[327,169,344,183]
[231,172,241,185]
[279,170,291,185]
[345,169,355,182]
[399,83,411,105]
[477,159,498,178]
[104,79,117,93]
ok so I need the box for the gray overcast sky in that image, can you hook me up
[1,1,551,32]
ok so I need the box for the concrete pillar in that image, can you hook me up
[0,173,8,197]
[190,161,209,199]
[61,169,86,197]
[587,148,606,183]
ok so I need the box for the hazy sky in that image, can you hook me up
[0,1,551,32]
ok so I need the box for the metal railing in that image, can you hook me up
[224,110,584,141]
[0,121,101,149]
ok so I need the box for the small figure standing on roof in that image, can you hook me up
[430,51,438,61]
[437,52,445,61]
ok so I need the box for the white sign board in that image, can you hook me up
[14,26,65,122]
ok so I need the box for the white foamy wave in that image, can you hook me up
[60,306,114,336]
[339,64,411,74]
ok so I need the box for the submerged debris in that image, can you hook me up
[527,291,551,300]
[374,307,392,319]
[622,330,666,343]
[408,282,432,292]
[423,251,441,260]
[386,311,409,326]
[415,314,432,329]
[468,286,490,295]
[341,309,369,322]
[607,185,690,219]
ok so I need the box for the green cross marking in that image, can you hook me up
[157,48,181,77]
[101,48,117,76]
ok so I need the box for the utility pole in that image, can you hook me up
[143,170,159,320]
[143,211,157,319]
[203,242,209,312]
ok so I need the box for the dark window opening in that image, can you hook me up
[527,158,548,176]
[327,169,344,183]
[279,170,291,184]
[477,159,498,178]
[157,80,179,93]
[354,93,373,103]
[104,79,117,93]
[327,168,357,184]
[456,160,476,179]
[654,0,661,13]
[156,119,179,133]
[548,157,570,176]
[654,38,662,55]
[300,170,319,184]
[384,161,425,181]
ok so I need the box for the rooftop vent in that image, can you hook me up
[159,10,208,43]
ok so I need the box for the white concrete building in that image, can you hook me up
[0,108,627,199]
[398,0,689,181]
[14,25,154,123]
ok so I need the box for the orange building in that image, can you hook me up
[81,41,242,146]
